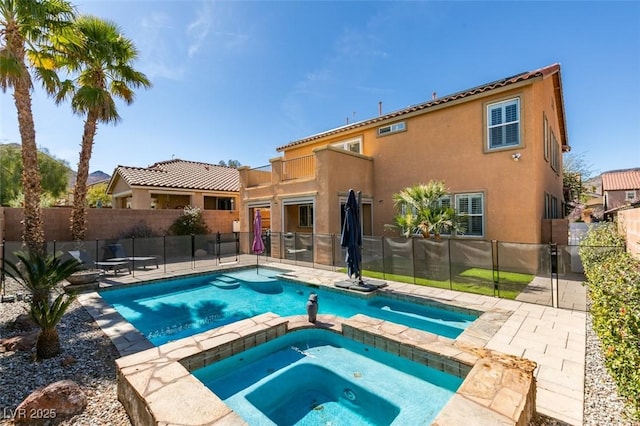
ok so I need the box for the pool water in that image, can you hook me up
[193,328,463,425]
[99,267,477,345]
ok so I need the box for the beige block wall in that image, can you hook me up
[1,207,239,242]
[618,208,640,260]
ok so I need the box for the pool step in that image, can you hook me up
[211,275,240,289]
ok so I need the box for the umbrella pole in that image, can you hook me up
[357,190,364,284]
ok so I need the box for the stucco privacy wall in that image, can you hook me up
[619,208,640,260]
[0,207,239,241]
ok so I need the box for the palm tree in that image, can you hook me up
[391,181,465,239]
[0,0,75,256]
[50,15,151,241]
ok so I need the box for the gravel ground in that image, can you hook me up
[0,282,636,426]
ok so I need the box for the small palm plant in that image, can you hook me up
[3,252,81,306]
[30,292,76,359]
[390,181,465,239]
[2,252,81,359]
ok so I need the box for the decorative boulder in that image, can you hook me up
[195,248,208,258]
[0,330,38,352]
[65,270,102,293]
[66,269,102,285]
[13,380,87,425]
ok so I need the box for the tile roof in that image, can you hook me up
[602,169,640,191]
[111,159,239,192]
[277,63,566,152]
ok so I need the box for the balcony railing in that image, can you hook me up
[281,155,315,181]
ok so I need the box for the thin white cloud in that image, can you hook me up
[187,2,212,58]
[335,28,388,61]
[136,12,187,80]
[282,10,393,124]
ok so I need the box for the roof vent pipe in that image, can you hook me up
[378,101,382,116]
[432,92,437,100]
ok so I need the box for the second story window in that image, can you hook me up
[487,98,520,150]
[378,121,406,136]
[332,137,361,154]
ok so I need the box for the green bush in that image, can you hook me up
[117,221,159,239]
[579,223,640,420]
[168,206,210,236]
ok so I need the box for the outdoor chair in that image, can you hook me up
[108,244,159,270]
[66,250,130,276]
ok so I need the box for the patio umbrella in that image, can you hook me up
[340,189,362,282]
[252,209,265,269]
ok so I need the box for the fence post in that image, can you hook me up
[412,236,417,285]
[448,238,453,290]
[132,237,135,277]
[163,236,166,274]
[550,242,558,308]
[491,240,499,297]
[381,235,386,280]
[1,239,5,287]
[191,234,195,268]
[331,234,335,269]
[216,232,221,263]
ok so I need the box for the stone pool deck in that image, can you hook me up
[77,260,586,426]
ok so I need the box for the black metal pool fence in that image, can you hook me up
[1,232,623,311]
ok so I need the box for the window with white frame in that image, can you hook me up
[299,204,313,228]
[487,98,520,149]
[331,137,362,154]
[626,191,637,201]
[543,114,549,161]
[377,121,406,136]
[456,193,484,236]
[544,193,551,219]
[550,130,559,172]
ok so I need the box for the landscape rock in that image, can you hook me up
[11,313,36,332]
[13,380,87,425]
[0,330,38,352]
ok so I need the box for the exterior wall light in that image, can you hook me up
[512,152,522,161]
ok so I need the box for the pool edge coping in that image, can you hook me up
[111,313,536,426]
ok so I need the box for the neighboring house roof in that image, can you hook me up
[277,63,568,152]
[601,168,640,191]
[106,159,239,194]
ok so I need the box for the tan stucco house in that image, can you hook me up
[107,159,239,211]
[239,63,570,249]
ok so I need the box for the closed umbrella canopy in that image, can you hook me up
[252,210,265,254]
[340,189,361,280]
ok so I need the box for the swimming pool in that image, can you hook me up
[99,267,477,345]
[193,328,462,425]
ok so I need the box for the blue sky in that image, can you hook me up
[1,1,639,177]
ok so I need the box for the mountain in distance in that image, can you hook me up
[68,170,111,187]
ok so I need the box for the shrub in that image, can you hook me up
[579,223,640,421]
[168,206,210,236]
[117,221,159,239]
